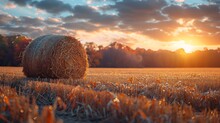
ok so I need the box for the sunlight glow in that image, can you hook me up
[173,40,194,53]
[176,19,184,25]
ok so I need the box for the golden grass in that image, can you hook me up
[0,67,220,123]
[0,86,62,123]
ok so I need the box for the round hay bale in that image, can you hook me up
[22,35,88,79]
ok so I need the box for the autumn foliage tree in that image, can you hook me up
[0,34,31,66]
[84,42,103,67]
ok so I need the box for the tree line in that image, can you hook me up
[0,34,220,67]
[85,42,220,67]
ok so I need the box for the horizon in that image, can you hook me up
[2,33,220,54]
[1,0,220,52]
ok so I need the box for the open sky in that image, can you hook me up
[0,0,220,52]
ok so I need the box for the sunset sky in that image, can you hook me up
[0,0,220,52]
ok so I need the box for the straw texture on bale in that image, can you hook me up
[22,35,88,79]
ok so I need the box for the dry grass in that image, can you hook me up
[0,67,220,123]
[0,86,63,123]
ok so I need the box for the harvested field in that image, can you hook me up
[0,67,220,123]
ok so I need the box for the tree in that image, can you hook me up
[0,34,31,66]
[84,42,102,67]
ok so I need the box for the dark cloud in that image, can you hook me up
[0,14,60,28]
[62,15,78,23]
[73,5,99,19]
[207,0,220,4]
[8,0,73,14]
[198,4,220,20]
[73,5,118,26]
[61,22,98,31]
[2,25,41,33]
[113,0,167,24]
[91,14,118,25]
[162,4,203,19]
[13,16,44,27]
[31,0,73,14]
[103,0,170,38]
[163,4,220,20]
[8,0,32,6]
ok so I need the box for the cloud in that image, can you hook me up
[74,29,149,46]
[2,0,220,46]
[31,0,73,14]
[42,26,70,36]
[62,15,78,23]
[61,21,98,31]
[102,1,220,45]
[0,13,16,26]
[44,17,62,25]
[194,20,220,33]
[1,24,72,39]
[73,5,100,19]
[104,0,169,36]
[8,0,32,6]
[0,13,65,38]
[112,0,167,24]
[207,0,220,4]
[13,16,45,27]
[162,4,202,19]
[175,0,184,2]
[5,2,16,9]
[1,25,42,33]
[158,3,220,44]
[198,4,220,21]
[72,5,118,26]
[163,4,220,20]
[8,0,73,14]
[143,29,174,42]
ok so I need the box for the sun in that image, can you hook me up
[172,40,194,53]
[182,43,193,53]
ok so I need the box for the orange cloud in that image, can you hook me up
[5,3,16,9]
